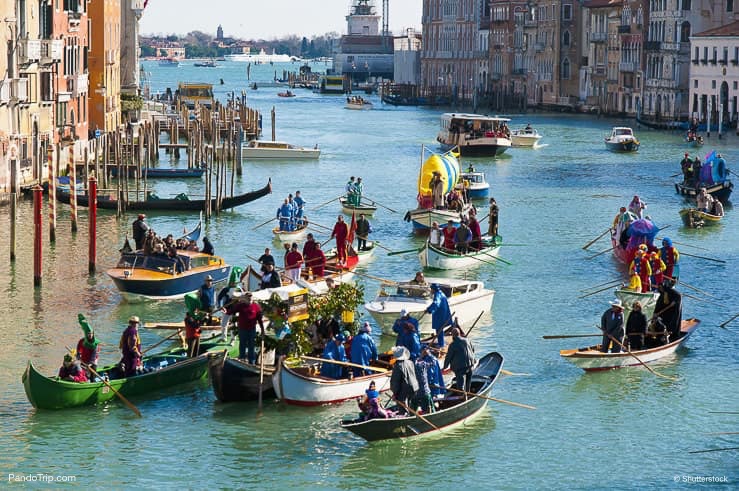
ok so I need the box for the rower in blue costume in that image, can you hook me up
[277,199,293,231]
[426,283,452,347]
[293,191,306,226]
[392,310,421,360]
[320,333,347,379]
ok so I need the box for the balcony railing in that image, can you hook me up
[40,39,63,64]
[535,43,544,52]
[594,66,606,75]
[644,41,662,51]
[618,25,631,33]
[11,78,30,102]
[18,39,41,64]
[0,79,10,104]
[72,74,89,97]
[513,68,527,75]
[661,42,680,51]
[645,78,678,89]
[619,62,635,72]
[591,32,607,42]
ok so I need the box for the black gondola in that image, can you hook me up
[55,179,272,211]
[207,350,276,402]
[340,352,504,441]
[674,180,733,204]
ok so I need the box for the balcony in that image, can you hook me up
[732,59,739,65]
[618,25,631,34]
[11,78,29,103]
[513,68,527,75]
[0,79,10,104]
[644,41,662,51]
[662,42,680,51]
[40,39,63,65]
[692,58,699,64]
[535,43,544,52]
[72,74,89,97]
[131,0,146,10]
[594,66,606,76]
[105,50,117,65]
[700,58,707,64]
[491,73,502,81]
[18,39,41,64]
[619,62,635,72]
[709,58,717,65]
[493,17,508,24]
[591,32,607,43]
[645,78,678,89]
[493,44,504,50]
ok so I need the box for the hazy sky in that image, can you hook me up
[140,0,422,39]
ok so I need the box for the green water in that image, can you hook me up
[0,61,736,489]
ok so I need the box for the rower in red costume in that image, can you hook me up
[331,215,349,265]
[629,245,652,293]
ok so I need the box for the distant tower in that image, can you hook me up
[346,0,380,36]
[216,24,224,40]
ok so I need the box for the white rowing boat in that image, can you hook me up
[418,236,501,270]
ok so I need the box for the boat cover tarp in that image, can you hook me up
[626,218,659,250]
[417,151,460,203]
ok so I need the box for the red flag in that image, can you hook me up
[347,211,357,244]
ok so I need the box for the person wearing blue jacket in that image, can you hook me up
[426,284,452,347]
[320,333,347,379]
[350,322,378,377]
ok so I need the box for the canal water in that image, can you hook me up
[0,61,736,489]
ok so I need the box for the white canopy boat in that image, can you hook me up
[510,127,543,147]
[242,140,320,160]
[365,277,495,336]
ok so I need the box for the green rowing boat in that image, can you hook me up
[22,334,238,410]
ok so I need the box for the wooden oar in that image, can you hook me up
[252,217,276,231]
[669,171,683,178]
[580,278,623,292]
[587,245,614,260]
[656,237,710,252]
[705,431,739,435]
[356,234,393,253]
[141,329,183,355]
[311,194,344,211]
[387,247,421,256]
[64,345,142,418]
[664,275,717,299]
[361,195,398,213]
[464,311,485,337]
[595,327,678,381]
[455,250,500,268]
[682,291,727,308]
[542,333,603,339]
[582,228,612,250]
[578,282,622,299]
[679,251,726,264]
[434,385,537,410]
[300,355,388,373]
[258,336,265,414]
[500,369,531,376]
[394,399,440,430]
[719,313,739,328]
[480,251,512,265]
[688,446,739,454]
[327,267,398,285]
[308,221,333,232]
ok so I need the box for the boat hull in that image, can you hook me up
[679,208,722,228]
[340,352,503,441]
[56,180,272,211]
[110,167,205,178]
[345,103,372,110]
[674,181,733,204]
[339,198,377,216]
[20,335,238,411]
[207,351,276,402]
[273,362,391,406]
[439,141,510,156]
[511,134,542,147]
[605,140,640,152]
[419,240,501,270]
[272,226,308,243]
[241,149,320,160]
[465,184,489,199]
[107,263,230,301]
[406,208,464,232]
[560,319,699,371]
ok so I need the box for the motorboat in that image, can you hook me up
[436,113,512,156]
[510,127,543,147]
[365,277,495,336]
[345,96,373,110]
[158,57,180,67]
[242,140,320,160]
[459,171,490,199]
[604,127,640,152]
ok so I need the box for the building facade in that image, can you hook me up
[335,0,394,81]
[690,20,739,127]
[120,0,145,96]
[89,0,122,133]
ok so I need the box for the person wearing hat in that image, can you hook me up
[443,328,476,393]
[654,280,683,342]
[487,197,499,237]
[353,177,363,207]
[217,268,244,341]
[429,221,442,247]
[659,237,680,281]
[390,346,419,412]
[414,345,437,413]
[629,247,652,293]
[426,284,452,347]
[600,300,625,353]
[350,322,378,377]
[648,251,666,291]
[198,275,216,323]
[225,293,265,364]
[75,314,100,375]
[454,219,472,254]
[431,171,444,209]
[358,381,392,420]
[320,333,348,379]
[132,214,149,250]
[419,344,445,398]
[58,353,88,383]
[625,301,648,351]
[120,316,143,376]
[294,190,306,226]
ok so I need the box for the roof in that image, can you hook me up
[692,21,739,38]
[442,113,511,122]
[583,0,623,8]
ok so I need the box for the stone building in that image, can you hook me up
[89,0,122,133]
[690,20,739,128]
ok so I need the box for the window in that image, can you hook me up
[694,79,698,88]
[682,0,691,9]
[40,1,53,38]
[40,71,53,101]
[723,47,729,64]
[681,22,690,42]
[562,4,572,20]
[563,30,570,47]
[728,0,734,12]
[712,80,716,89]
[712,47,718,63]
[561,58,571,79]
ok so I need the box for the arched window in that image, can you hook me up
[680,21,691,42]
[562,58,571,79]
[682,0,691,9]
[563,30,570,47]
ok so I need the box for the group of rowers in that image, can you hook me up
[427,202,498,254]
[276,191,307,231]
[345,176,364,207]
